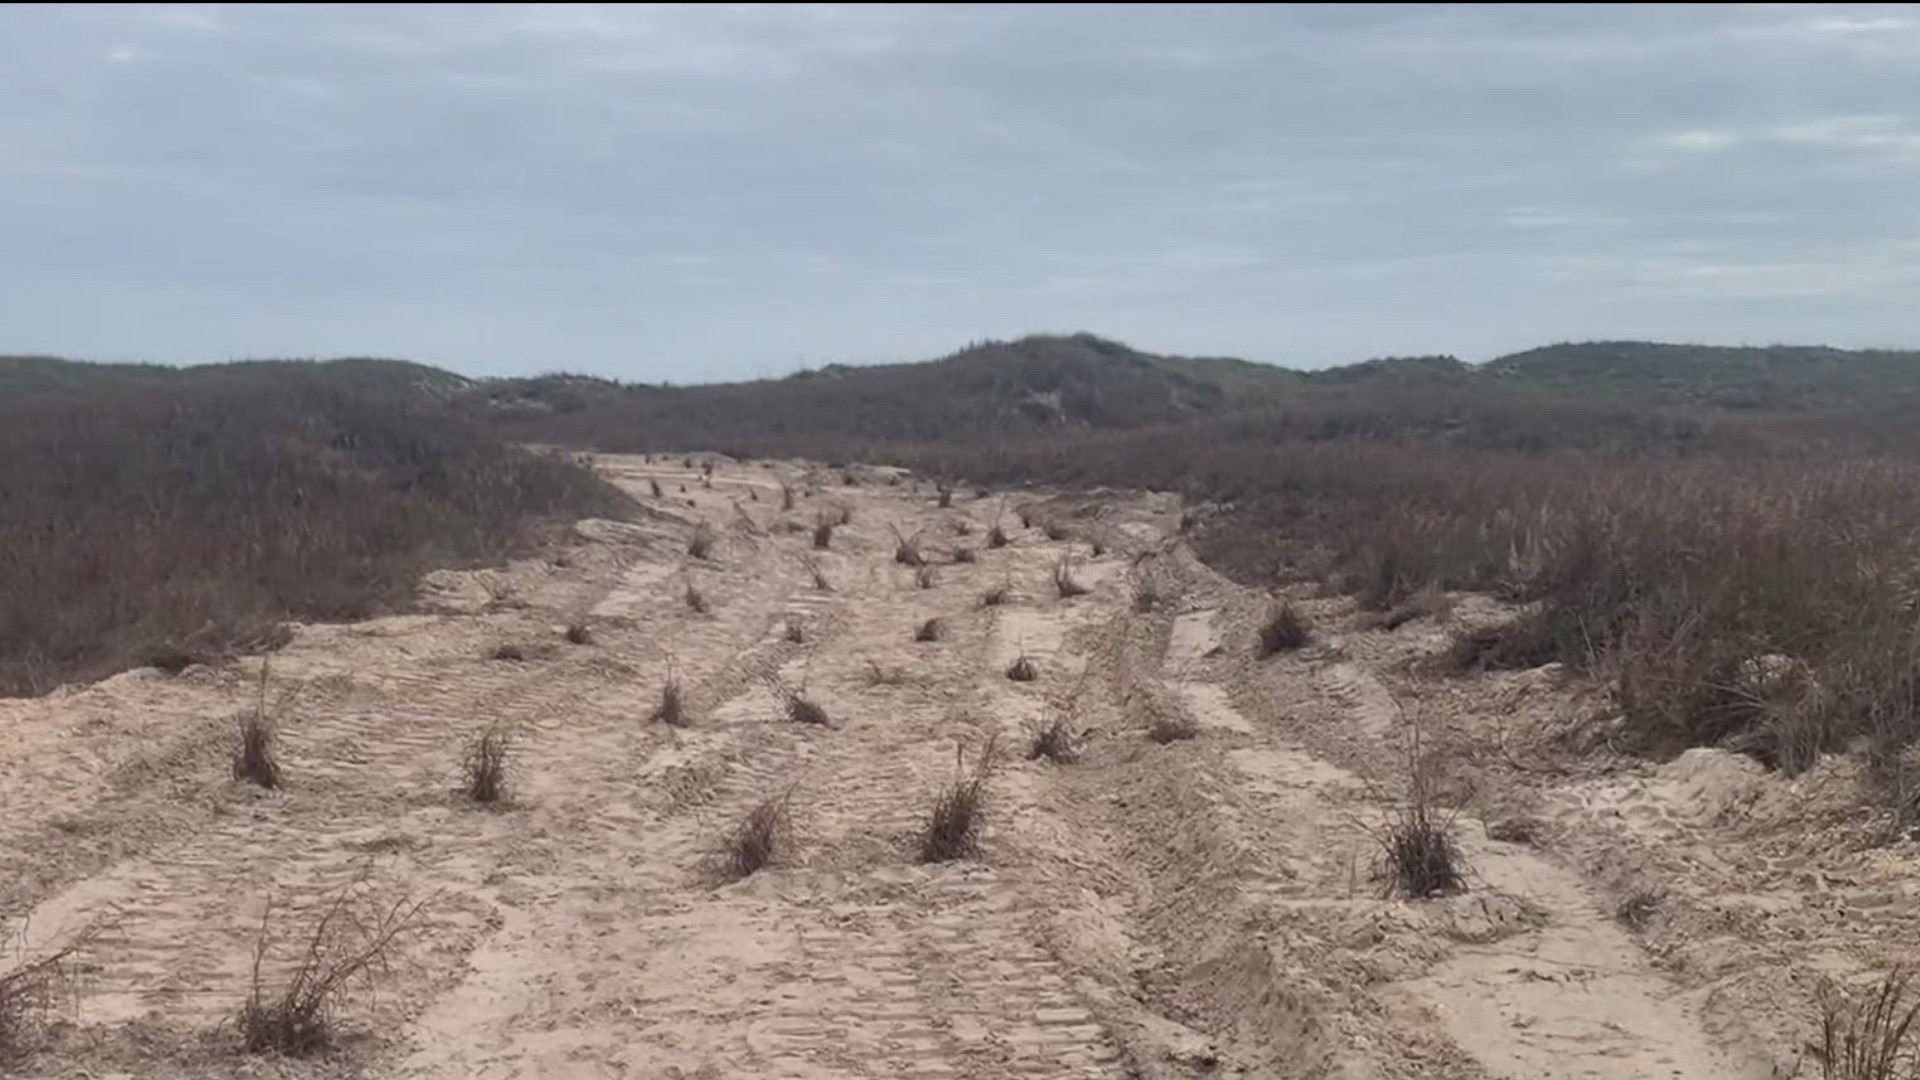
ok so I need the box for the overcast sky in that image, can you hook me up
[4,4,1919,380]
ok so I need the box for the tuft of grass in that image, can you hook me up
[767,676,830,726]
[937,485,954,508]
[649,477,663,498]
[838,504,854,525]
[918,735,997,863]
[460,726,512,805]
[1815,967,1920,1080]
[1043,521,1072,542]
[1006,653,1039,682]
[784,621,806,644]
[1146,700,1198,744]
[892,526,925,567]
[953,546,977,564]
[799,553,833,592]
[564,621,593,646]
[1366,587,1456,632]
[1053,554,1090,599]
[865,660,911,687]
[651,676,688,727]
[812,514,835,550]
[915,565,938,590]
[1132,574,1162,613]
[233,665,283,790]
[1615,889,1662,930]
[684,582,710,614]
[1257,602,1312,656]
[1018,508,1034,529]
[915,618,947,643]
[490,643,527,662]
[781,484,797,511]
[988,522,1010,549]
[1026,715,1078,764]
[688,522,717,560]
[952,520,973,537]
[719,793,792,880]
[0,941,75,1064]
[236,874,425,1058]
[982,582,1011,607]
[1371,736,1465,899]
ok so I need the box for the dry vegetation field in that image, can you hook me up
[7,338,1920,1078]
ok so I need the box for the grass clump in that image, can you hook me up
[1026,715,1078,764]
[812,514,834,550]
[1371,736,1465,899]
[651,675,689,727]
[1257,602,1312,656]
[232,664,283,790]
[684,582,710,614]
[918,735,997,863]
[236,874,425,1058]
[0,941,75,1064]
[688,522,717,560]
[489,643,527,662]
[798,553,832,591]
[915,618,947,643]
[1146,699,1198,744]
[460,726,512,805]
[563,621,593,646]
[718,793,792,881]
[1053,554,1090,598]
[784,621,806,644]
[767,675,830,726]
[649,477,663,498]
[915,565,938,590]
[953,546,977,564]
[1815,967,1920,1080]
[988,522,1010,549]
[982,582,1011,608]
[892,526,925,567]
[1006,653,1039,682]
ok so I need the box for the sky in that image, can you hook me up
[3,4,1919,381]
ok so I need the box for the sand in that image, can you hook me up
[0,453,1892,1078]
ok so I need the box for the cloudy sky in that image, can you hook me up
[4,4,1919,380]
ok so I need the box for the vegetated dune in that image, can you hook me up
[0,453,1904,1078]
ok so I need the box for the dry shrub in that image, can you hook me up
[1043,521,1072,542]
[649,477,663,498]
[651,676,688,727]
[684,582,710,614]
[937,485,954,508]
[799,553,833,591]
[688,522,717,560]
[982,582,1011,608]
[892,526,925,567]
[838,504,854,526]
[781,484,796,511]
[865,660,910,687]
[988,523,1010,549]
[784,621,806,644]
[918,735,997,863]
[812,515,834,550]
[1146,699,1198,744]
[1815,967,1920,1080]
[233,665,283,790]
[1026,715,1077,764]
[1257,602,1311,656]
[563,621,593,646]
[1006,653,1038,682]
[1018,508,1034,529]
[1090,538,1107,558]
[953,546,977,564]
[915,618,947,643]
[0,941,75,1064]
[1053,554,1090,599]
[1132,574,1163,613]
[1367,587,1455,631]
[1371,736,1465,898]
[952,519,973,537]
[461,726,512,805]
[719,793,792,880]
[489,643,527,662]
[1615,889,1662,930]
[767,675,830,726]
[236,874,425,1058]
[915,565,938,590]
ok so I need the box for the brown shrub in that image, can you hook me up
[651,676,688,727]
[1815,967,1920,1080]
[688,522,718,560]
[915,618,947,643]
[1026,715,1077,764]
[1257,602,1311,656]
[460,727,512,805]
[1006,653,1038,682]
[918,735,997,863]
[1053,554,1090,599]
[718,793,792,880]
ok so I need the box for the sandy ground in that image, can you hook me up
[0,453,1906,1078]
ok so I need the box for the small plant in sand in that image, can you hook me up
[784,621,806,644]
[892,526,926,568]
[488,643,527,662]
[1365,587,1456,632]
[1026,715,1078,764]
[798,553,832,592]
[1370,732,1465,899]
[688,522,717,561]
[651,675,688,727]
[937,484,954,508]
[812,514,835,550]
[460,726,512,806]
[1145,697,1198,744]
[649,478,664,498]
[1615,889,1662,930]
[780,484,797,511]
[235,872,425,1058]
[1005,652,1039,682]
[915,565,938,590]
[1815,967,1920,1080]
[1257,601,1312,656]
[953,546,977,564]
[837,504,854,526]
[718,792,792,881]
[766,674,830,726]
[1132,574,1162,613]
[1089,538,1107,558]
[233,664,283,790]
[684,581,710,614]
[987,522,1010,549]
[865,660,911,687]
[1018,508,1034,529]
[982,582,1011,608]
[563,621,593,646]
[952,519,973,537]
[918,735,997,863]
[0,938,76,1064]
[915,618,947,643]
[1053,553,1090,599]
[1043,521,1072,542]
